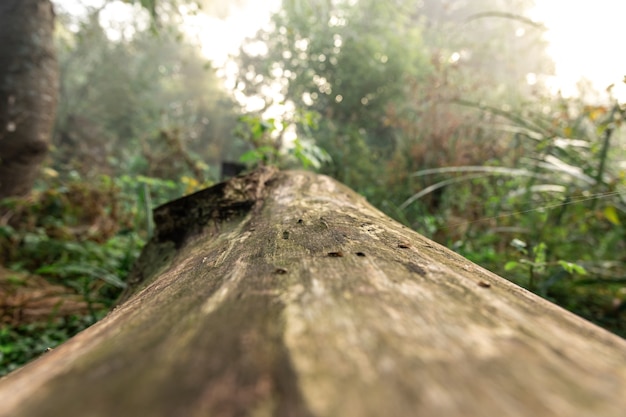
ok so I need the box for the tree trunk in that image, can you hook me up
[1,167,626,417]
[0,0,58,198]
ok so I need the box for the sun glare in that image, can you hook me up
[530,0,626,100]
[55,0,626,102]
[196,0,626,102]
[186,1,281,67]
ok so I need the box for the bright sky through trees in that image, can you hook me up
[184,0,281,67]
[530,0,626,99]
[55,0,626,100]
[188,0,626,100]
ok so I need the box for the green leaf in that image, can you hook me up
[557,260,587,276]
[533,242,547,266]
[239,150,263,164]
[36,264,127,288]
[603,205,621,226]
[504,261,519,271]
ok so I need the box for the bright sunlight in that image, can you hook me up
[191,0,626,100]
[57,0,626,100]
[530,0,626,99]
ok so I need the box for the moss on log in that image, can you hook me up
[1,167,626,417]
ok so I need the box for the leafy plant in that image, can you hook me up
[235,112,331,170]
[395,89,626,334]
[0,315,101,376]
[504,240,587,293]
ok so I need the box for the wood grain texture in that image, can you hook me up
[1,168,625,417]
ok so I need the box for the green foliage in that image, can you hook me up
[0,160,218,375]
[239,145,280,166]
[233,0,555,205]
[504,240,587,294]
[0,169,205,375]
[54,7,241,181]
[234,112,331,170]
[235,115,282,166]
[0,315,100,377]
[291,138,332,169]
[0,177,142,301]
[236,0,432,191]
[401,92,626,335]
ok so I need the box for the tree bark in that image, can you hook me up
[1,167,626,417]
[0,0,58,198]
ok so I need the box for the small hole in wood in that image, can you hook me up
[327,251,344,257]
[398,244,410,249]
[275,268,288,275]
[478,281,491,288]
[356,252,366,257]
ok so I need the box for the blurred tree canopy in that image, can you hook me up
[234,0,553,200]
[52,1,245,181]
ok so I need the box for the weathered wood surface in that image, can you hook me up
[1,167,626,417]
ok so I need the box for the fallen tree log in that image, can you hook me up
[1,167,626,417]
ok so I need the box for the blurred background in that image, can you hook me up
[1,0,625,373]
